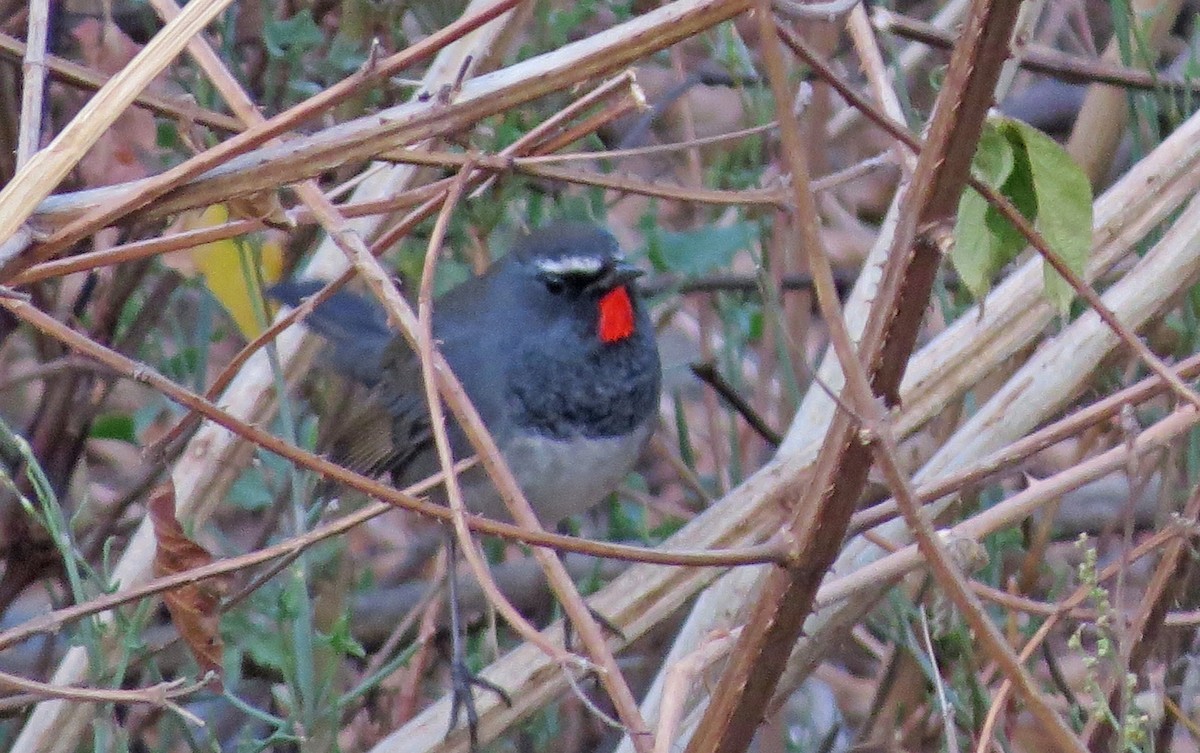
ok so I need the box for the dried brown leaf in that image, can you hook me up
[149,483,226,690]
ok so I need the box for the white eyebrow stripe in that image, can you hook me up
[534,256,605,275]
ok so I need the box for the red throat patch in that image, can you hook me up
[598,286,635,343]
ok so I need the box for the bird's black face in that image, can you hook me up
[527,253,644,344]
[509,224,645,345]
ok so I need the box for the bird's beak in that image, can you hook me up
[592,260,644,292]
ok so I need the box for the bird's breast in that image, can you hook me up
[463,420,653,525]
[505,332,661,440]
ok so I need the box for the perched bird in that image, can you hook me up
[271,221,661,742]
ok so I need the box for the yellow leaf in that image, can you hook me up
[180,204,284,338]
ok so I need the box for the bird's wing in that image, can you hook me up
[275,281,482,484]
[327,336,439,481]
[270,282,393,387]
[330,393,432,479]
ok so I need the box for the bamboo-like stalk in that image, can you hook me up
[0,0,238,253]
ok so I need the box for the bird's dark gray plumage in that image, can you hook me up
[271,222,662,525]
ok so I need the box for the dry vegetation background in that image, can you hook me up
[1,0,1200,751]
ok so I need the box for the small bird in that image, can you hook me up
[271,221,661,742]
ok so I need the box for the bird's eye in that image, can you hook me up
[543,276,566,295]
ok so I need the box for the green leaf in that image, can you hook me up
[971,121,1015,187]
[953,117,1092,311]
[223,609,289,671]
[648,223,755,276]
[605,494,647,542]
[90,413,136,444]
[951,120,1025,301]
[1002,118,1093,314]
[986,147,1037,262]
[433,258,470,297]
[323,614,366,659]
[952,187,998,300]
[264,11,323,58]
[227,472,272,512]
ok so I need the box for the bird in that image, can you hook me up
[270,221,661,744]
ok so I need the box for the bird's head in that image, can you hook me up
[508,222,645,345]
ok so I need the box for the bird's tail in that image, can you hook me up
[268,280,393,387]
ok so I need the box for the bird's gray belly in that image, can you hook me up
[461,421,652,525]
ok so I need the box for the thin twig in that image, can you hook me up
[0,670,206,726]
[10,181,451,285]
[859,396,1087,752]
[518,122,777,163]
[779,8,1084,749]
[690,361,782,446]
[973,501,1198,753]
[1,0,526,276]
[0,0,241,254]
[0,462,461,653]
[919,608,961,753]
[848,349,1200,535]
[845,5,912,166]
[653,629,740,753]
[358,135,656,753]
[1084,481,1200,750]
[15,0,50,167]
[681,0,1011,745]
[417,162,573,664]
[773,0,860,22]
[815,409,1198,613]
[767,2,1086,749]
[12,0,749,274]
